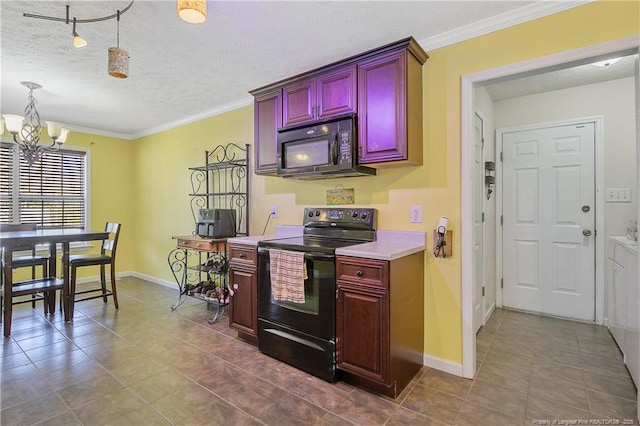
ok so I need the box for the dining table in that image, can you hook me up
[1,228,109,335]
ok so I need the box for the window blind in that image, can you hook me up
[0,143,87,230]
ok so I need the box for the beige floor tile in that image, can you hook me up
[2,284,636,426]
[587,389,638,420]
[400,383,463,424]
[455,400,524,426]
[333,387,398,425]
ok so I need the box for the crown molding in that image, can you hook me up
[80,0,595,140]
[417,0,593,52]
[67,124,133,140]
[132,97,254,139]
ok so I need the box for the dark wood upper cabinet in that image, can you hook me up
[358,45,425,166]
[250,37,428,175]
[282,66,357,127]
[253,89,280,175]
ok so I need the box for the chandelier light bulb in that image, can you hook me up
[3,114,24,134]
[46,121,63,139]
[58,128,69,144]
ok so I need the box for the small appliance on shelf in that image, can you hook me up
[195,208,236,238]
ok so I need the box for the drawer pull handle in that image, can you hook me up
[356,270,364,277]
[239,253,246,259]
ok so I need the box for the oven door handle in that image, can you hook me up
[258,247,334,261]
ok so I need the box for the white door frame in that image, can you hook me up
[460,35,639,379]
[496,116,604,319]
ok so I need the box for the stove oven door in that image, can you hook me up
[257,247,337,382]
[257,247,335,339]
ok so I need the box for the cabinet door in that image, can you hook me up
[282,78,315,127]
[358,50,407,164]
[337,285,389,384]
[608,257,627,349]
[317,66,356,120]
[254,90,281,175]
[229,266,258,337]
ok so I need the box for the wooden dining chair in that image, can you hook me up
[69,222,121,311]
[0,223,51,310]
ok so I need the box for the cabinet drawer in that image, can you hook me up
[177,238,225,252]
[337,256,388,289]
[229,245,257,266]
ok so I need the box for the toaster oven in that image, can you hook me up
[195,209,236,238]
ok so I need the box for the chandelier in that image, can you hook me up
[23,1,134,79]
[1,82,69,165]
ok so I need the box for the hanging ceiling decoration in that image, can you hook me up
[177,0,207,24]
[1,82,69,165]
[23,1,134,79]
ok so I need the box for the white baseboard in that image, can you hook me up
[483,302,496,324]
[74,270,176,290]
[128,271,176,289]
[423,353,463,377]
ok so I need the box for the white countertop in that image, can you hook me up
[229,227,426,260]
[610,236,638,255]
[336,230,426,261]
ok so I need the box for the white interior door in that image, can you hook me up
[473,113,484,333]
[502,121,596,321]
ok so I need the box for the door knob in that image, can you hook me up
[581,205,590,213]
[583,229,592,237]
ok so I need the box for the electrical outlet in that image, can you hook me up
[410,205,422,223]
[271,205,278,218]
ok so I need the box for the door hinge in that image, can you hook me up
[500,215,503,226]
[501,278,503,289]
[482,212,485,222]
[482,286,485,296]
[481,138,485,148]
[500,152,503,162]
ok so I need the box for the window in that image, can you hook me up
[0,142,87,230]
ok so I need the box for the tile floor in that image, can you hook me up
[1,277,637,425]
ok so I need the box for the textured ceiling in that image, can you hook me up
[484,54,637,101]
[0,1,608,140]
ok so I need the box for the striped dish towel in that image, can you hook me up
[269,249,307,304]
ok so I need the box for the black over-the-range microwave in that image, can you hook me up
[276,114,376,179]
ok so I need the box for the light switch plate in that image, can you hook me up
[606,188,632,203]
[271,206,278,218]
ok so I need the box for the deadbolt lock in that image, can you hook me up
[583,229,592,237]
[582,205,590,213]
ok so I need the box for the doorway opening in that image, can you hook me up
[461,35,639,380]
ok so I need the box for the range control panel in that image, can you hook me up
[303,207,377,229]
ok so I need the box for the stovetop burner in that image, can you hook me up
[258,235,367,254]
[258,207,378,254]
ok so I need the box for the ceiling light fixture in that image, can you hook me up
[591,57,623,67]
[72,18,87,48]
[1,82,69,165]
[23,2,134,78]
[108,10,129,79]
[177,0,207,24]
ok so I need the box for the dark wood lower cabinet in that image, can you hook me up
[336,252,424,398]
[228,244,258,344]
[337,286,389,384]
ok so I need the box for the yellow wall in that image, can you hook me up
[124,1,638,364]
[10,131,136,281]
